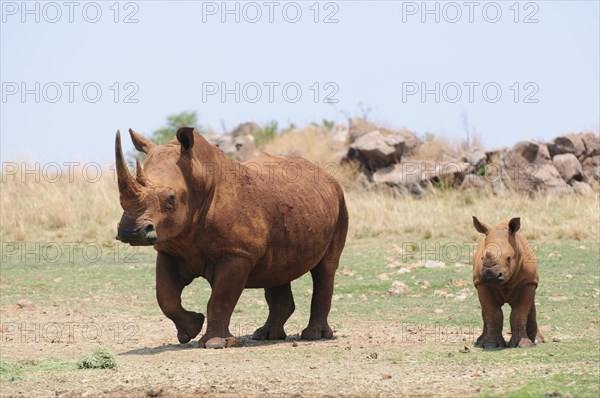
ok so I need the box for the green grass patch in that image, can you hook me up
[77,348,117,369]
[0,359,77,382]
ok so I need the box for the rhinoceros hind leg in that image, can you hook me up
[252,283,295,340]
[301,259,338,340]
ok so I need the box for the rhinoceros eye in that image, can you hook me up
[167,194,176,203]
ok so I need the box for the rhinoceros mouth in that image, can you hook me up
[116,225,157,246]
[479,272,505,284]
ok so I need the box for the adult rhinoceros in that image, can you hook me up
[115,127,348,348]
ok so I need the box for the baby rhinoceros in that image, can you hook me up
[472,216,545,349]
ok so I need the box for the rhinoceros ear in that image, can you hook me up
[508,217,521,234]
[129,129,156,154]
[472,216,490,235]
[176,127,195,151]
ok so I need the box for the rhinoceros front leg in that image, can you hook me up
[508,284,536,348]
[252,282,295,340]
[156,252,205,344]
[475,285,507,349]
[200,256,251,349]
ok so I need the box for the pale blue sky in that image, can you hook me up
[1,0,599,162]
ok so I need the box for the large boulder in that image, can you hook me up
[348,118,378,143]
[393,128,421,156]
[500,139,572,194]
[581,155,600,183]
[552,153,583,183]
[373,161,471,195]
[580,132,600,158]
[571,181,594,196]
[347,118,421,155]
[546,133,586,159]
[462,147,487,168]
[214,132,258,162]
[346,131,405,171]
[231,122,260,138]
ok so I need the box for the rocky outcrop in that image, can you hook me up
[500,139,572,194]
[343,128,598,196]
[210,122,259,162]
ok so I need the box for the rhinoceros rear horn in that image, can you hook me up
[115,130,145,211]
[176,127,195,151]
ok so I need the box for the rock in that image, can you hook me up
[424,260,445,269]
[571,181,594,196]
[346,131,405,171]
[388,280,411,296]
[393,128,421,156]
[580,131,600,158]
[581,155,600,183]
[462,147,487,168]
[214,132,258,162]
[500,139,572,194]
[485,147,508,164]
[348,118,378,143]
[231,122,260,138]
[552,153,583,183]
[373,161,471,195]
[546,133,586,159]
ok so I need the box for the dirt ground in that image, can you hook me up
[0,307,506,397]
[0,302,567,398]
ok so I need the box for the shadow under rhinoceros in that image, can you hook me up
[118,334,335,356]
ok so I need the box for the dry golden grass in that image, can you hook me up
[1,165,598,245]
[262,125,346,163]
[346,189,599,242]
[409,136,458,161]
[1,169,121,245]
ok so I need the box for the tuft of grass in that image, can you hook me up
[77,348,117,369]
[0,361,23,382]
[0,359,76,381]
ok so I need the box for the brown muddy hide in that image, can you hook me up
[472,216,520,285]
[115,129,191,246]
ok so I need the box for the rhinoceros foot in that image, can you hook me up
[476,335,507,349]
[251,324,287,340]
[176,312,205,344]
[301,323,333,340]
[509,336,534,348]
[202,337,237,349]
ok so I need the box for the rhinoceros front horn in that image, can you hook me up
[115,130,145,211]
